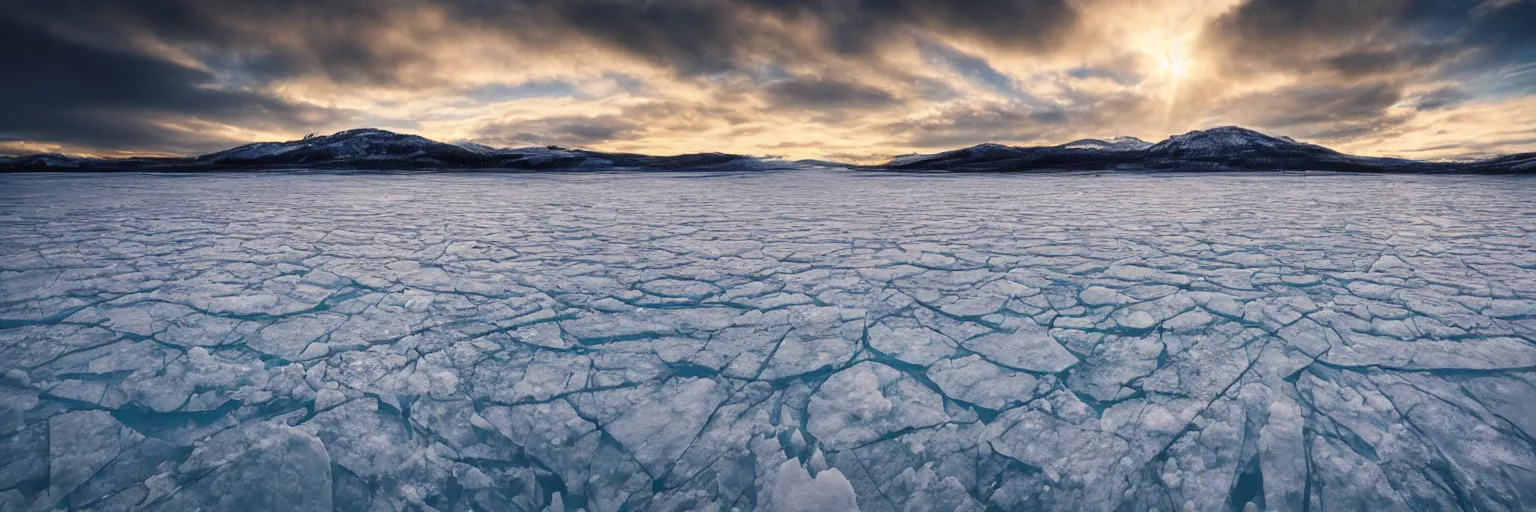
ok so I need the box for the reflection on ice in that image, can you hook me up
[1,171,1534,511]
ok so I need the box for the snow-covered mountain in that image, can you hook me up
[872,126,1518,173]
[1059,136,1152,151]
[451,141,606,168]
[198,128,485,166]
[450,141,502,154]
[1457,152,1536,173]
[452,141,587,162]
[1144,126,1334,158]
[884,136,1148,170]
[2,126,1532,173]
[0,153,89,169]
[0,129,794,172]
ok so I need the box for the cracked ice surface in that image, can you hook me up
[2,171,1535,511]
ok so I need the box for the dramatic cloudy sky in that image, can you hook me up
[2,0,1534,161]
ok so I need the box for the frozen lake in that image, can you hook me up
[2,170,1535,511]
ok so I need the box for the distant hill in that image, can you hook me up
[867,126,1533,174]
[3,126,1532,173]
[0,128,794,172]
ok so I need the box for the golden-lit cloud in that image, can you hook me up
[2,0,1533,161]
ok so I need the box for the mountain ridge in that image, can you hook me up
[2,126,1532,173]
[870,126,1532,173]
[1061,136,1153,151]
[0,128,791,172]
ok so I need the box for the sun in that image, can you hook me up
[1155,43,1193,80]
[1163,50,1191,79]
[1148,38,1196,126]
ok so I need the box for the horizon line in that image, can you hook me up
[4,125,1528,165]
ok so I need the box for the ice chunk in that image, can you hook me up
[867,323,956,366]
[603,378,726,475]
[769,460,860,512]
[146,421,331,511]
[49,410,140,499]
[962,329,1078,373]
[887,466,985,512]
[1260,396,1307,511]
[808,362,947,450]
[926,355,1038,410]
[1079,286,1129,306]
[1,369,26,387]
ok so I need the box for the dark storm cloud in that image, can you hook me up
[464,81,581,104]
[441,0,1083,75]
[1247,82,1405,127]
[1321,44,1464,79]
[1413,86,1471,111]
[1204,0,1536,80]
[619,101,755,130]
[1443,0,1536,83]
[1,0,1532,158]
[10,0,1083,79]
[764,78,900,110]
[5,0,434,86]
[1200,0,1458,79]
[536,1,748,74]
[1471,1,1536,53]
[467,100,749,151]
[1301,120,1412,142]
[1187,0,1536,149]
[920,41,1024,97]
[881,103,1057,148]
[473,115,642,147]
[0,0,1085,153]
[0,17,345,154]
[1204,80,1423,145]
[739,0,1080,55]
